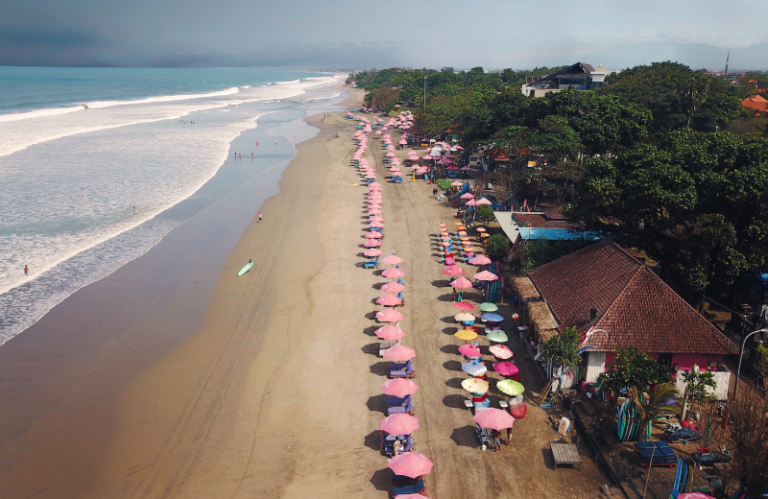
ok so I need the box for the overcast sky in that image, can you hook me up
[2,0,767,69]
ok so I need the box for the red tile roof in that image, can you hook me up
[488,149,510,161]
[528,240,736,355]
[742,95,768,113]
[543,205,570,220]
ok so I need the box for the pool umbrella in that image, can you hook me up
[366,232,383,239]
[458,345,481,358]
[376,309,403,323]
[454,329,478,341]
[381,378,418,397]
[473,270,499,281]
[381,282,405,293]
[377,294,402,307]
[387,453,434,479]
[462,360,487,376]
[383,344,416,362]
[453,302,474,311]
[486,330,509,343]
[364,249,382,257]
[473,408,515,431]
[476,198,493,205]
[489,344,513,360]
[479,302,498,312]
[454,313,474,322]
[482,312,504,322]
[493,362,519,377]
[382,268,405,279]
[450,277,473,289]
[364,240,382,248]
[375,325,405,340]
[497,379,525,396]
[461,378,489,394]
[442,266,465,276]
[380,413,420,435]
[382,254,403,265]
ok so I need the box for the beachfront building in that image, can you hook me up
[521,63,612,98]
[742,94,768,116]
[513,239,737,399]
[493,206,583,246]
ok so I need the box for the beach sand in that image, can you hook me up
[0,88,610,499]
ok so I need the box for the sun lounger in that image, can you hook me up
[392,479,424,496]
[393,177,403,183]
[390,363,414,379]
[387,399,414,416]
[363,258,379,269]
[383,435,413,456]
[635,441,677,467]
[389,359,412,370]
[386,394,411,407]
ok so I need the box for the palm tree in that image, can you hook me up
[683,76,709,130]
[630,384,680,441]
[541,327,583,391]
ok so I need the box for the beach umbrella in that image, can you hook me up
[363,240,382,248]
[486,330,509,343]
[369,182,381,188]
[450,277,473,289]
[468,255,492,266]
[441,266,465,276]
[678,494,717,499]
[496,380,525,397]
[460,193,475,200]
[376,325,405,340]
[473,408,515,431]
[489,344,513,360]
[482,312,504,322]
[383,344,416,362]
[450,181,463,186]
[465,199,477,206]
[367,209,381,215]
[461,377,489,394]
[458,344,481,358]
[454,329,478,341]
[381,282,405,293]
[381,378,418,398]
[377,294,402,307]
[454,312,474,322]
[476,227,487,233]
[366,232,383,239]
[387,453,434,479]
[399,138,407,145]
[453,302,474,311]
[462,360,487,376]
[476,198,493,205]
[493,362,519,377]
[479,302,498,312]
[380,413,420,435]
[364,249,383,257]
[473,270,499,281]
[382,268,405,279]
[376,309,403,323]
[382,254,403,265]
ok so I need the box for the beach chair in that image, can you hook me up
[386,394,411,407]
[396,292,405,306]
[393,176,403,183]
[379,339,399,357]
[392,479,425,496]
[390,362,414,379]
[387,399,414,416]
[382,435,413,456]
[363,258,379,269]
[389,359,412,370]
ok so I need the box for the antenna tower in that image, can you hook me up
[723,49,730,81]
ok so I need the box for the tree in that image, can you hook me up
[475,205,494,224]
[683,76,709,130]
[485,234,510,260]
[681,369,717,416]
[597,346,674,398]
[629,384,680,441]
[540,327,583,391]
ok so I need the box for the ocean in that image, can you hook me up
[0,66,345,346]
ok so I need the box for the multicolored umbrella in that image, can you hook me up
[496,379,525,396]
[381,378,418,397]
[486,330,509,343]
[489,344,513,360]
[493,361,519,377]
[453,302,474,311]
[473,408,515,431]
[461,377,489,394]
[458,344,481,358]
[387,453,434,479]
[383,344,416,362]
[462,360,487,376]
[380,413,420,435]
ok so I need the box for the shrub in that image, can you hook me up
[486,234,510,259]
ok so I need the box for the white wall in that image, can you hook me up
[585,351,607,383]
[674,369,731,401]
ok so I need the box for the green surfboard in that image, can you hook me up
[237,261,253,276]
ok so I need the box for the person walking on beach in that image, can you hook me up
[258,212,263,223]
[506,427,512,446]
[24,265,29,276]
[491,429,501,451]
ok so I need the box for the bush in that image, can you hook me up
[476,205,495,223]
[435,178,453,191]
[486,234,510,259]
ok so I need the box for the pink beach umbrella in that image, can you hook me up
[383,344,416,362]
[465,199,477,206]
[380,413,419,436]
[453,302,474,311]
[369,182,381,188]
[381,378,418,398]
[364,249,383,257]
[473,408,515,431]
[489,344,514,360]
[399,138,407,145]
[458,344,481,358]
[450,277,473,289]
[386,152,396,157]
[388,453,434,479]
[377,294,402,307]
[366,232,383,239]
[442,266,465,276]
[381,282,405,293]
[367,209,381,216]
[468,255,492,266]
[382,254,403,265]
[476,198,493,205]
[382,268,405,279]
[376,309,403,323]
[493,362,519,377]
[450,181,463,187]
[444,257,456,266]
[473,270,499,281]
[364,240,382,248]
[375,325,405,340]
[678,494,716,499]
[460,193,475,200]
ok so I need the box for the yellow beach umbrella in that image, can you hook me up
[454,329,478,341]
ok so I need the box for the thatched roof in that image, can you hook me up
[526,300,559,342]
[511,277,540,302]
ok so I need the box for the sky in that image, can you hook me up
[2,0,768,70]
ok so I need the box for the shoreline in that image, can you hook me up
[0,86,362,498]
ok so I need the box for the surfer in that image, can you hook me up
[24,265,29,276]
[258,212,263,223]
[248,259,253,264]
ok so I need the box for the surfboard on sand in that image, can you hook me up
[238,261,253,276]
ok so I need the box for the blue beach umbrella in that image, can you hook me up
[481,313,504,322]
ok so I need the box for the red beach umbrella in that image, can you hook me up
[458,344,481,357]
[468,255,492,266]
[489,345,514,360]
[453,302,474,311]
[366,232,383,239]
[493,361,519,377]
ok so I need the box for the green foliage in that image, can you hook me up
[630,384,680,441]
[597,346,674,396]
[682,369,717,407]
[541,327,583,368]
[435,178,453,191]
[475,205,495,223]
[485,234,510,259]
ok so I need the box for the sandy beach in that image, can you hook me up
[0,87,612,499]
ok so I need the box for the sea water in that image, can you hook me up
[0,67,345,345]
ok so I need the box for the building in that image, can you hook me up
[521,62,613,98]
[493,206,585,245]
[742,94,768,115]
[514,239,737,399]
